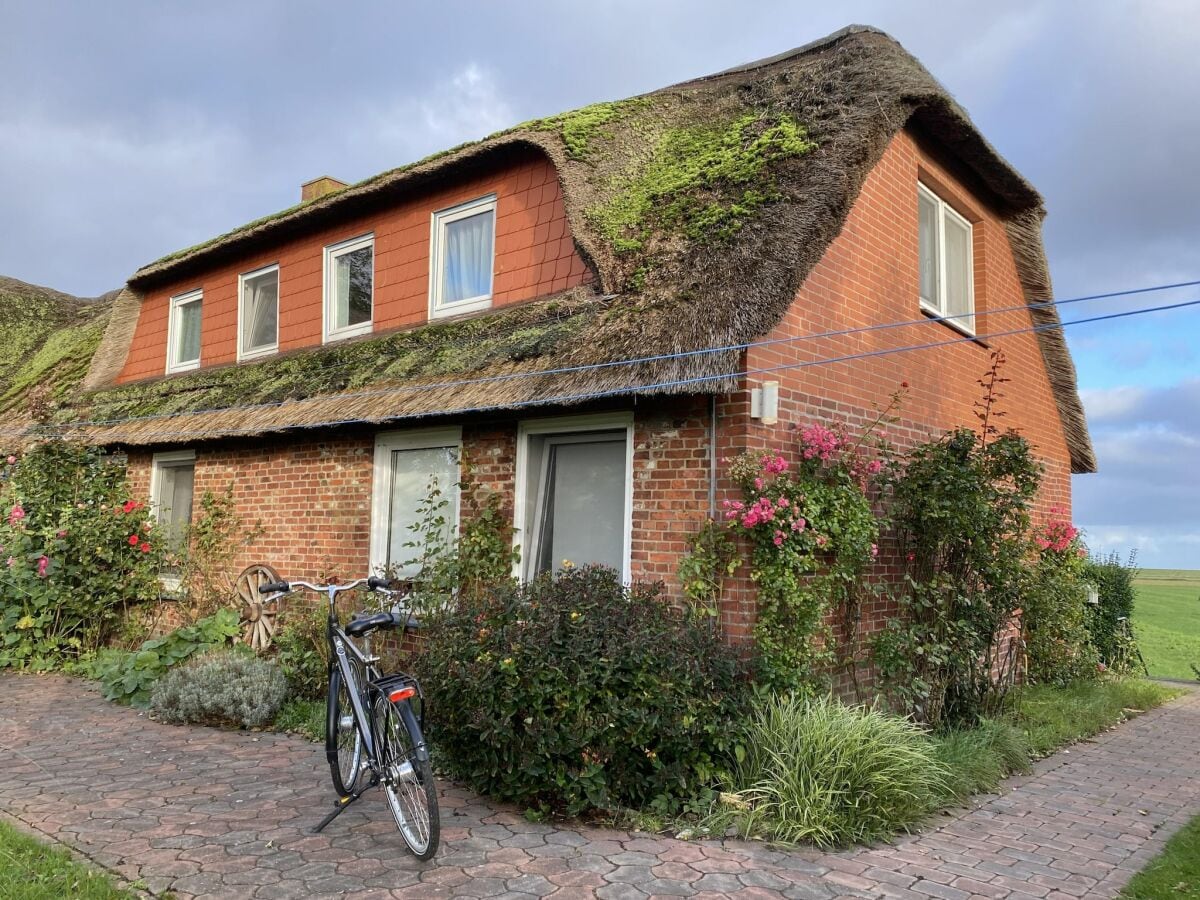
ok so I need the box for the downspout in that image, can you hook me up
[708,393,718,520]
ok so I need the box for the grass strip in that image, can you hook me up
[0,817,133,900]
[1119,813,1200,898]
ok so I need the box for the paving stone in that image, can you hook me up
[2,675,1197,900]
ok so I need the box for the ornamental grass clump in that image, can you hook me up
[413,564,746,816]
[718,694,949,846]
[150,648,287,729]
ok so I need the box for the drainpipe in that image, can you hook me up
[708,394,718,520]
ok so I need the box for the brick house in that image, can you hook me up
[37,26,1093,644]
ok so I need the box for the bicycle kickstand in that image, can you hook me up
[311,775,379,834]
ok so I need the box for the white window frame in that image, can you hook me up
[369,426,463,576]
[149,449,196,592]
[323,233,375,343]
[165,289,203,374]
[237,263,280,362]
[513,412,634,583]
[429,194,497,320]
[918,182,976,335]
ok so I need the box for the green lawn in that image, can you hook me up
[1134,569,1200,681]
[1120,813,1200,898]
[0,818,133,899]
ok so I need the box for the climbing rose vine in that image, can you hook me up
[724,422,885,692]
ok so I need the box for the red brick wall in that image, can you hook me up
[119,149,593,383]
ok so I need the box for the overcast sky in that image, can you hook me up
[2,1,1196,568]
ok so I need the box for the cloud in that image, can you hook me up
[1075,378,1200,566]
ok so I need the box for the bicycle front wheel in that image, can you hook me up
[374,694,439,859]
[326,667,363,797]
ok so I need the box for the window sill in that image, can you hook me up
[323,322,374,344]
[166,359,201,376]
[430,295,493,320]
[237,345,278,363]
[919,306,987,346]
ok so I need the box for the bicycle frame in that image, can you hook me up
[329,607,380,764]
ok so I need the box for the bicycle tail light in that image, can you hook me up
[388,686,416,703]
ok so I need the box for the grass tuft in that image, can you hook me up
[273,698,324,743]
[931,719,1031,800]
[714,694,948,846]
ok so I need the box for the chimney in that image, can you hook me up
[301,176,348,203]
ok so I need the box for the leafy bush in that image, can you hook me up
[715,694,948,846]
[173,487,263,620]
[150,648,288,728]
[874,422,1041,728]
[931,719,1031,800]
[1023,512,1098,684]
[0,441,167,670]
[413,565,745,815]
[1084,550,1140,670]
[273,602,329,699]
[93,609,240,707]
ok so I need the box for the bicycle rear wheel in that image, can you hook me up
[326,667,363,797]
[373,693,439,859]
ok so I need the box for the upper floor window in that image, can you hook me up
[166,289,202,374]
[238,264,279,361]
[324,233,374,342]
[918,183,975,333]
[430,195,496,319]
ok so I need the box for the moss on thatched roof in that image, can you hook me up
[0,278,112,423]
[69,25,1092,471]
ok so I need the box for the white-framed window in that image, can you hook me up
[429,194,497,319]
[369,427,462,579]
[323,233,374,342]
[238,263,279,361]
[918,182,975,333]
[165,289,202,374]
[150,450,196,587]
[514,412,633,583]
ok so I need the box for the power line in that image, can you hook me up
[34,277,1200,433]
[15,293,1198,444]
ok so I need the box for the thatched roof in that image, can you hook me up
[60,25,1093,471]
[0,277,113,431]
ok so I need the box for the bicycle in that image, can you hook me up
[259,575,439,859]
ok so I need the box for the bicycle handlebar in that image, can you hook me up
[258,576,408,603]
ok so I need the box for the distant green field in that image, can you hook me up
[1133,569,1200,681]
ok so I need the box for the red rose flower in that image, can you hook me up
[140,544,152,553]
[128,535,139,546]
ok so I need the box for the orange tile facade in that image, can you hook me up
[118,148,593,383]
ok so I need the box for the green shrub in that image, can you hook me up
[150,648,287,728]
[413,565,745,815]
[716,694,948,846]
[273,603,329,699]
[94,609,240,707]
[1084,550,1140,670]
[0,441,167,670]
[931,719,1031,800]
[1023,513,1098,684]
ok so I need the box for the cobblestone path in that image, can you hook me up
[1,675,1196,899]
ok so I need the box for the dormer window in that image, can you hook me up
[324,234,374,342]
[918,183,975,333]
[238,264,279,360]
[430,195,496,319]
[166,289,202,374]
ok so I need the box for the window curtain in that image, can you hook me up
[442,211,494,304]
[245,274,277,351]
[177,301,201,363]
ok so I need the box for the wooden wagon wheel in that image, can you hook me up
[235,563,282,652]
